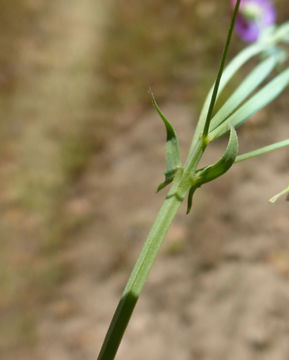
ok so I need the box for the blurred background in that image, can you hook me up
[0,0,289,359]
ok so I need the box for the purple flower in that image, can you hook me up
[232,0,277,42]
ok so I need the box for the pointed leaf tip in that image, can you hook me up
[269,185,289,204]
[151,91,182,191]
[186,186,197,214]
[157,169,179,192]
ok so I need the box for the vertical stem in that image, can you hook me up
[97,3,243,359]
[202,0,241,138]
[97,194,183,360]
[98,141,205,360]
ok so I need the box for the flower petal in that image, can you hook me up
[232,0,277,42]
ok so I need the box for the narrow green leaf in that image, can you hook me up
[235,138,289,163]
[187,126,238,213]
[191,42,264,147]
[196,126,238,184]
[268,21,289,44]
[151,92,181,191]
[209,68,289,140]
[209,54,279,132]
[192,22,289,148]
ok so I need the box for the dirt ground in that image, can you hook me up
[1,1,289,360]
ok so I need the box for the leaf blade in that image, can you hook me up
[235,138,289,163]
[209,54,279,132]
[187,126,238,213]
[191,42,264,146]
[210,67,289,140]
[151,92,181,191]
[197,125,238,184]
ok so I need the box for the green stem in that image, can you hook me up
[202,0,241,138]
[235,138,289,163]
[97,3,244,359]
[97,196,181,360]
[97,142,205,360]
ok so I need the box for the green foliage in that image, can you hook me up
[209,67,289,140]
[151,92,181,191]
[209,54,279,132]
[235,138,289,163]
[187,126,238,214]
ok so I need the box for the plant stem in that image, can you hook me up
[97,195,181,360]
[202,0,241,138]
[98,2,242,358]
[97,142,204,360]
